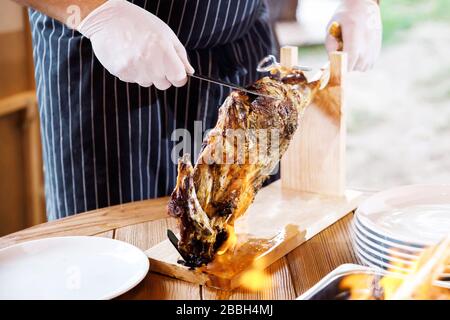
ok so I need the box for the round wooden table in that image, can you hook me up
[0,197,360,299]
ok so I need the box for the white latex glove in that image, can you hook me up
[325,0,382,72]
[77,0,194,89]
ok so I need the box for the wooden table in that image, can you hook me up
[0,196,361,300]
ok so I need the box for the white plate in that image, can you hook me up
[352,230,417,266]
[0,236,149,300]
[356,184,450,246]
[354,240,412,272]
[352,218,424,256]
[354,215,426,251]
[355,245,450,289]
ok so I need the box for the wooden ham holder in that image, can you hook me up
[145,47,365,290]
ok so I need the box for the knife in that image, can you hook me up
[167,229,190,262]
[189,73,276,100]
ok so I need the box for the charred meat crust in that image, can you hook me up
[167,71,320,267]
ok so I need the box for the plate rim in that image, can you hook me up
[0,235,150,300]
[353,215,425,252]
[355,243,411,273]
[355,246,450,289]
[353,236,416,267]
[352,221,420,261]
[356,184,450,246]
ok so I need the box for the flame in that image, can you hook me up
[216,225,237,256]
[239,258,272,291]
[339,274,377,300]
[341,237,450,300]
[204,233,274,292]
[390,239,450,300]
[210,225,299,291]
[378,275,404,299]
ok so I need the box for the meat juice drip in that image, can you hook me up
[201,237,271,279]
[199,225,302,286]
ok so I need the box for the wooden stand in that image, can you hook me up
[145,47,364,290]
[281,47,346,196]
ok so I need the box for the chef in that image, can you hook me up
[14,0,381,220]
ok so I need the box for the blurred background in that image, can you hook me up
[0,0,449,236]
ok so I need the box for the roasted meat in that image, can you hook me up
[168,66,323,267]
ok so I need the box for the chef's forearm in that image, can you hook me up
[12,0,106,27]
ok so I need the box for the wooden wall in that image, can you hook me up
[0,1,45,236]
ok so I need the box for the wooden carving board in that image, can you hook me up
[145,48,358,291]
[146,182,364,290]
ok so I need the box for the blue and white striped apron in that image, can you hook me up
[29,0,276,220]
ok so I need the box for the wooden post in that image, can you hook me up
[281,47,347,196]
[280,46,298,68]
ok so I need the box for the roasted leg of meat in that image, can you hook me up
[168,66,323,267]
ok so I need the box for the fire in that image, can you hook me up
[378,274,405,299]
[216,225,238,256]
[210,225,298,291]
[204,233,275,292]
[214,225,273,291]
[340,236,450,300]
[239,258,272,291]
[339,274,380,300]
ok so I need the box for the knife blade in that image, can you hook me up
[189,73,276,100]
[167,229,190,262]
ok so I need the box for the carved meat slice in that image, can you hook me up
[168,68,323,267]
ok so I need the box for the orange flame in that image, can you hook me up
[339,274,378,300]
[341,238,450,300]
[239,258,272,291]
[204,233,274,292]
[216,225,238,256]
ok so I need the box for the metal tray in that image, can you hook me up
[297,264,391,300]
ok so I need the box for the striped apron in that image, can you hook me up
[29,0,276,220]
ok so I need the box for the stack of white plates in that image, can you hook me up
[352,184,450,289]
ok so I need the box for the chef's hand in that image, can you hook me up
[77,0,194,89]
[325,0,382,72]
